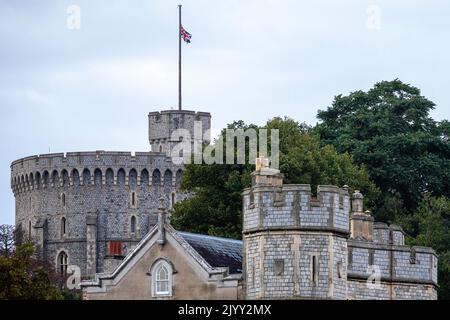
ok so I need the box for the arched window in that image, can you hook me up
[164,170,173,193]
[43,171,49,188]
[141,169,149,187]
[151,260,173,297]
[159,145,163,153]
[35,172,41,190]
[57,251,68,277]
[71,169,80,186]
[105,168,114,185]
[61,170,69,187]
[129,169,137,189]
[130,216,136,234]
[51,170,59,186]
[61,217,66,237]
[117,169,126,185]
[82,169,91,186]
[94,169,102,186]
[152,169,161,190]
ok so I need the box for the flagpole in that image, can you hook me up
[178,4,182,111]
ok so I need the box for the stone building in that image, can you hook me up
[81,199,243,299]
[10,109,211,278]
[81,156,438,300]
[242,157,438,300]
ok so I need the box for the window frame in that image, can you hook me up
[151,260,173,297]
[57,250,69,277]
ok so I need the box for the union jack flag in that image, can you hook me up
[180,25,191,43]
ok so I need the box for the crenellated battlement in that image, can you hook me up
[242,183,350,234]
[243,156,438,300]
[347,240,438,287]
[10,150,183,195]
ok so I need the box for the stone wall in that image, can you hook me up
[242,159,438,300]
[347,279,437,300]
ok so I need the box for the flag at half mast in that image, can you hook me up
[180,25,191,43]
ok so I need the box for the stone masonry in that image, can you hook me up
[11,110,210,279]
[242,156,438,300]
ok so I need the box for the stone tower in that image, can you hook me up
[242,156,350,299]
[148,110,211,158]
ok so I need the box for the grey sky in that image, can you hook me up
[1,0,449,224]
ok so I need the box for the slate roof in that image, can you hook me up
[178,231,243,274]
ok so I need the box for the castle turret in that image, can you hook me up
[148,110,211,158]
[243,156,350,300]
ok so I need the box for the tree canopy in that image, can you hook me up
[0,243,64,300]
[399,194,450,300]
[315,79,450,221]
[171,117,378,239]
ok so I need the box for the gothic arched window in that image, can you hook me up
[151,260,173,297]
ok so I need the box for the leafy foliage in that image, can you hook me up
[315,79,450,221]
[399,195,450,300]
[171,117,378,239]
[0,243,64,300]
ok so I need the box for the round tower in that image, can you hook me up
[10,151,186,279]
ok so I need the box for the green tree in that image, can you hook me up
[0,243,64,300]
[315,79,450,221]
[399,194,450,300]
[171,117,378,239]
[171,121,255,239]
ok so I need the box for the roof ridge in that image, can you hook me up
[177,231,243,244]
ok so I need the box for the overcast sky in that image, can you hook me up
[1,0,449,224]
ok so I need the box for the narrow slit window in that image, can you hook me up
[62,193,66,207]
[131,216,136,234]
[61,217,66,237]
[131,192,136,207]
[312,255,318,286]
[369,250,374,265]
